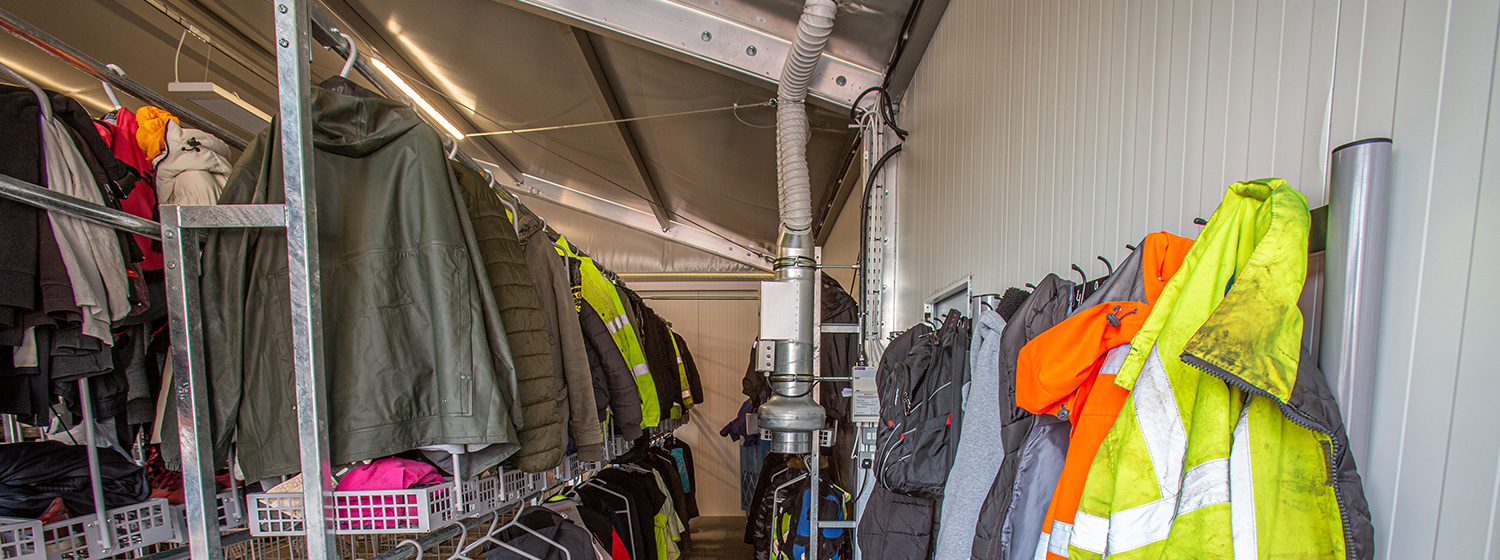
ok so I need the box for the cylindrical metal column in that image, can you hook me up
[761,229,826,454]
[1320,137,1392,467]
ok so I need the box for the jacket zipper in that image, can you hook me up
[1180,352,1356,560]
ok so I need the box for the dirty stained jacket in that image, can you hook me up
[1070,179,1373,560]
[199,82,519,481]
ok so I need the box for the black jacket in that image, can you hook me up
[0,441,150,517]
[672,332,704,406]
[819,274,858,424]
[856,326,937,560]
[485,507,597,560]
[623,287,682,415]
[579,296,644,440]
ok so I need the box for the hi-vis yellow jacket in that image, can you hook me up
[562,242,661,428]
[1069,179,1373,560]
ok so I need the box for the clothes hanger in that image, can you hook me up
[447,515,543,560]
[0,60,52,121]
[338,33,359,78]
[571,479,637,556]
[499,512,573,560]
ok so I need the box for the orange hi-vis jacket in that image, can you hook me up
[1015,231,1193,560]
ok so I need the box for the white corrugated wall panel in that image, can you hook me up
[895,0,1337,326]
[885,0,1500,557]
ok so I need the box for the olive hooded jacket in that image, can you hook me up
[198,80,521,481]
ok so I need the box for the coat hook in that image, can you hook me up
[1097,255,1113,276]
[1125,244,1137,251]
[1025,282,1036,289]
[1070,264,1087,285]
[1193,217,1208,226]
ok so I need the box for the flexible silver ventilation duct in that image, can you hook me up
[775,0,836,232]
[759,0,837,455]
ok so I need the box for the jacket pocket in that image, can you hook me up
[321,244,476,430]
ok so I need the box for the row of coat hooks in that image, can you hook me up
[1020,215,1216,303]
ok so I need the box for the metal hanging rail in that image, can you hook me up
[0,6,250,151]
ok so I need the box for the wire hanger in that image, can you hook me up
[338,33,359,78]
[0,60,51,121]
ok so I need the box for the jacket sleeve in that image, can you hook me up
[1015,301,1148,418]
[674,332,704,406]
[546,247,604,461]
[579,299,644,440]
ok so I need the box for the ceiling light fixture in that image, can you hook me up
[369,58,464,141]
[168,81,271,132]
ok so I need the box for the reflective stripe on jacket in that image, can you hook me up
[567,245,661,428]
[1070,179,1373,560]
[1015,231,1192,559]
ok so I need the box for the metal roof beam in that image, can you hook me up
[310,1,527,184]
[479,166,774,271]
[499,0,882,109]
[564,26,673,232]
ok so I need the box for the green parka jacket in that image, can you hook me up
[198,80,521,481]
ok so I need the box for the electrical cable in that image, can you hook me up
[364,57,775,261]
[466,100,773,137]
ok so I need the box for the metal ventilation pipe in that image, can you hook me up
[758,0,837,455]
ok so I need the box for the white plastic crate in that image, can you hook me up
[42,498,173,560]
[168,490,247,542]
[246,482,456,536]
[459,475,502,515]
[0,517,42,560]
[500,469,531,504]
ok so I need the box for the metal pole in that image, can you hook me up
[0,173,160,239]
[1320,137,1392,467]
[77,379,113,554]
[273,1,338,558]
[1,414,20,443]
[161,208,223,560]
[0,7,249,151]
[808,250,823,559]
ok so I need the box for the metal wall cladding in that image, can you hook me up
[876,0,1500,558]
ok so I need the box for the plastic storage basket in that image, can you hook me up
[500,468,532,505]
[246,475,507,537]
[169,490,247,542]
[0,517,42,560]
[42,498,173,560]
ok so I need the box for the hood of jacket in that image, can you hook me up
[134,106,177,161]
[155,121,234,206]
[1115,179,1307,400]
[309,79,422,158]
[1019,231,1193,416]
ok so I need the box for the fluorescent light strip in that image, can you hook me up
[369,58,465,141]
